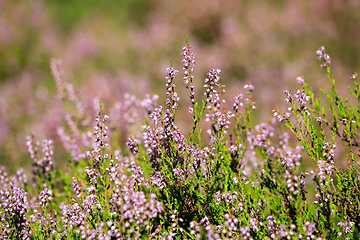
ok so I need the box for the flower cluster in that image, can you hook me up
[316,46,331,69]
[127,137,139,155]
[26,136,54,188]
[232,93,244,113]
[93,111,109,153]
[38,188,53,207]
[0,187,30,239]
[165,67,180,110]
[204,68,222,104]
[337,220,355,239]
[296,76,305,85]
[182,43,196,104]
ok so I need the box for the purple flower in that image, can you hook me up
[296,76,305,85]
[316,46,331,68]
[233,93,244,112]
[141,94,159,113]
[244,83,254,92]
[165,67,180,111]
[316,46,325,60]
[127,137,139,155]
[39,188,53,207]
[93,111,110,154]
[350,73,357,81]
[316,115,323,122]
[283,90,292,103]
[182,44,196,103]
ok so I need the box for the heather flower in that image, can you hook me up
[203,69,235,135]
[0,187,31,239]
[215,191,221,205]
[283,90,292,103]
[316,46,331,68]
[238,226,252,239]
[85,167,99,185]
[50,58,66,99]
[266,215,277,235]
[324,54,331,64]
[339,118,348,125]
[296,76,305,85]
[130,160,148,187]
[141,94,158,113]
[60,202,86,231]
[115,93,149,126]
[149,106,163,125]
[27,136,54,188]
[294,90,310,108]
[108,184,162,235]
[232,177,239,184]
[203,68,221,101]
[127,137,139,155]
[14,167,27,188]
[38,188,53,207]
[162,67,180,135]
[171,128,187,153]
[322,142,336,162]
[229,144,238,153]
[26,135,39,164]
[303,221,317,238]
[93,112,110,154]
[203,70,224,131]
[280,152,301,170]
[57,127,83,163]
[199,216,210,227]
[40,139,54,173]
[82,194,102,213]
[205,225,220,239]
[208,111,233,134]
[316,160,334,182]
[165,66,180,110]
[65,84,87,121]
[0,166,10,191]
[31,211,58,237]
[273,110,290,123]
[142,125,163,163]
[106,157,125,189]
[151,172,166,190]
[86,184,96,194]
[249,218,258,232]
[350,73,357,81]
[337,220,354,238]
[316,46,325,60]
[316,115,323,122]
[232,93,244,112]
[71,177,82,198]
[248,122,275,149]
[244,83,254,92]
[182,43,196,104]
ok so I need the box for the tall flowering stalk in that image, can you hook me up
[164,63,179,134]
[182,36,196,107]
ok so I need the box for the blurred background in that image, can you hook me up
[1,0,360,174]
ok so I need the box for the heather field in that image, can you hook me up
[1,0,360,239]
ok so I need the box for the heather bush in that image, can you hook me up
[1,40,360,239]
[2,0,360,174]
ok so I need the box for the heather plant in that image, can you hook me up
[1,40,360,240]
[2,0,360,173]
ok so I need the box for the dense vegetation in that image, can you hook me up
[1,40,359,239]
